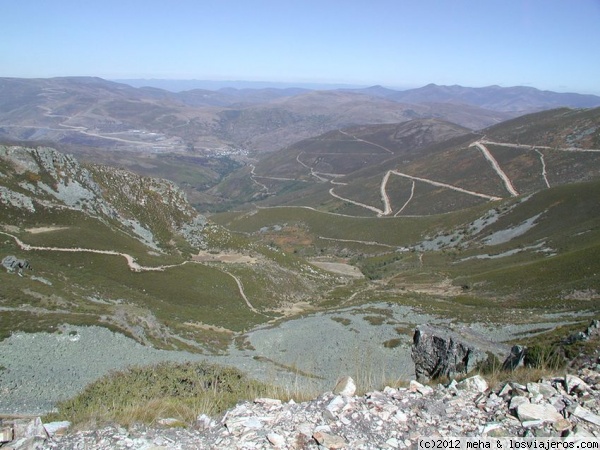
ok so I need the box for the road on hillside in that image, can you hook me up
[0,231,260,314]
[470,141,519,197]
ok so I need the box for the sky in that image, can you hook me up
[2,0,600,94]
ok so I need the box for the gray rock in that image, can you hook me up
[571,406,600,426]
[411,325,508,382]
[502,345,527,371]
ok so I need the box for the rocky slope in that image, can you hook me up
[2,366,599,449]
[0,145,207,251]
[2,322,599,449]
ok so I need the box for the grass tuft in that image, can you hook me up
[44,361,289,428]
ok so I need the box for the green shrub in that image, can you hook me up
[45,361,281,428]
[476,352,502,374]
[524,345,566,371]
[383,338,402,349]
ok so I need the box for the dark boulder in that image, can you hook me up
[502,345,527,371]
[411,324,510,383]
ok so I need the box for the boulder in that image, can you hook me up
[502,345,526,371]
[457,375,489,393]
[563,319,600,344]
[333,376,356,397]
[516,403,563,423]
[411,324,509,383]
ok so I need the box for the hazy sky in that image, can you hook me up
[2,0,600,94]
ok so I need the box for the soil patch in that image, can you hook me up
[310,261,364,278]
[193,251,257,264]
[25,227,70,234]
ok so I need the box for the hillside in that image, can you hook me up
[1,99,599,422]
[3,77,598,211]
[358,83,600,113]
[0,145,341,353]
[212,108,600,216]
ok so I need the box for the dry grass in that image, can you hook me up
[483,366,564,390]
[43,361,296,429]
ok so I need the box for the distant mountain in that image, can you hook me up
[113,79,367,92]
[0,77,511,156]
[386,84,600,113]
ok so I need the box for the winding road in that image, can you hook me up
[0,230,260,313]
[534,149,551,188]
[251,132,596,218]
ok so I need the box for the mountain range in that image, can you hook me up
[2,77,599,158]
[0,77,599,407]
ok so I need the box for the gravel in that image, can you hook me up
[0,303,589,416]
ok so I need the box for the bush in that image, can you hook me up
[524,345,566,371]
[476,352,502,374]
[44,361,281,428]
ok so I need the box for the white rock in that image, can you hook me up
[157,418,181,426]
[13,417,47,440]
[457,375,488,393]
[326,395,346,414]
[0,426,13,443]
[313,431,346,449]
[394,410,408,422]
[498,383,512,396]
[565,375,590,394]
[196,414,216,430]
[386,437,400,448]
[409,380,425,392]
[522,419,544,428]
[243,417,264,429]
[418,384,434,396]
[509,396,530,410]
[517,403,563,423]
[43,421,71,437]
[333,376,357,397]
[383,386,398,396]
[267,432,286,448]
[255,398,282,407]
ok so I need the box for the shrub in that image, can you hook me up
[383,338,402,349]
[476,352,502,374]
[524,344,566,371]
[44,361,281,428]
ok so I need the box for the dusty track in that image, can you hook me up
[252,134,596,218]
[470,141,519,196]
[0,231,261,313]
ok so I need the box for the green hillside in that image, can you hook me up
[1,107,599,356]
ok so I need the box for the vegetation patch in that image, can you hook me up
[363,315,386,326]
[331,316,351,326]
[383,338,402,348]
[44,361,280,428]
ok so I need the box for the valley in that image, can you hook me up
[0,77,599,417]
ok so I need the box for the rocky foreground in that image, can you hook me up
[2,362,599,450]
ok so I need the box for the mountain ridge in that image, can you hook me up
[3,77,598,161]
